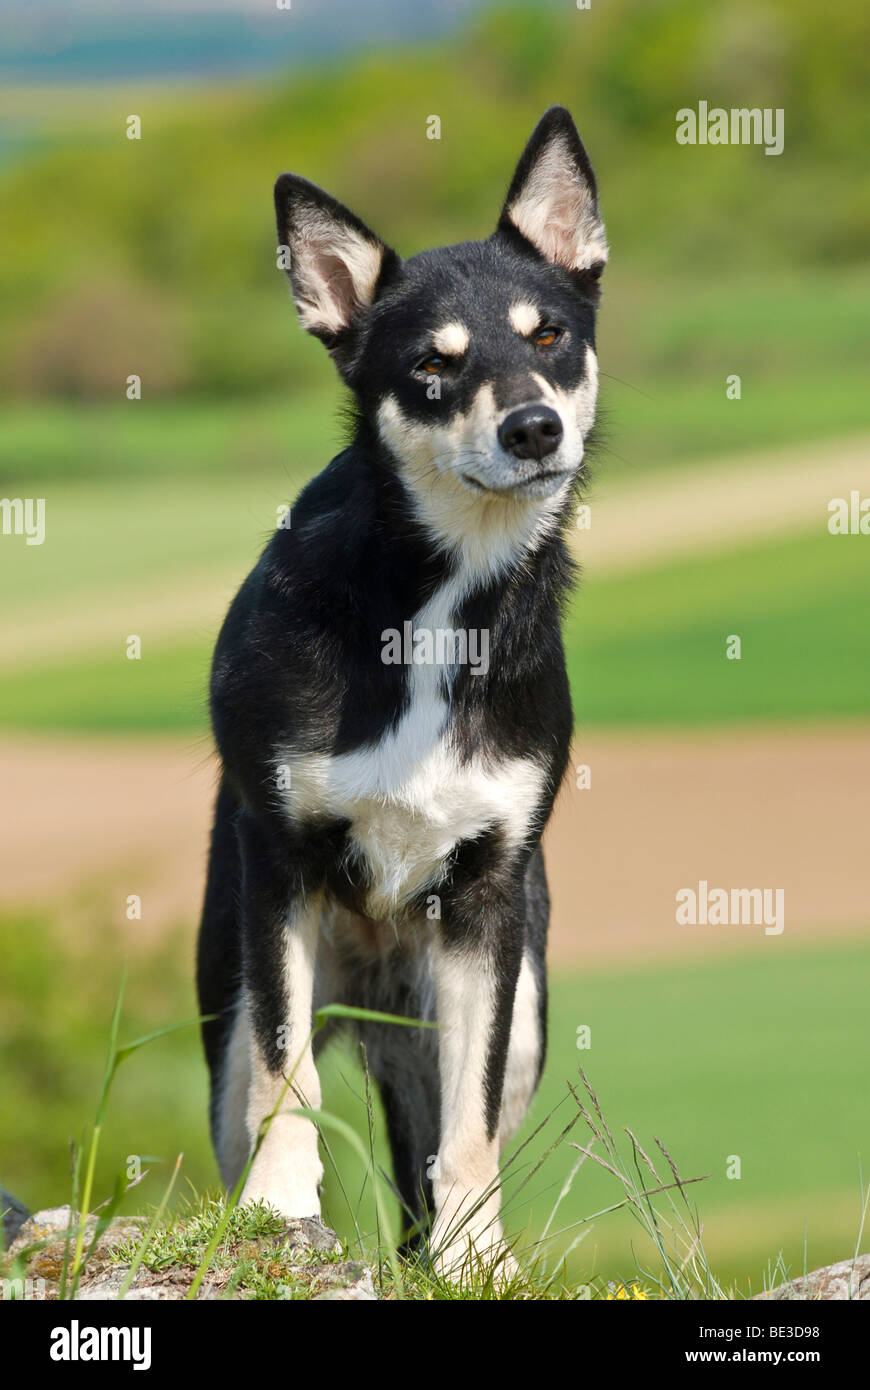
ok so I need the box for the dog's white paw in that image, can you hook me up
[239,1183,320,1222]
[240,1140,322,1222]
[430,1205,518,1288]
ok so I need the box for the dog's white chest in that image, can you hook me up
[276,571,544,917]
[277,716,542,919]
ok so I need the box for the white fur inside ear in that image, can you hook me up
[289,206,384,335]
[507,134,608,271]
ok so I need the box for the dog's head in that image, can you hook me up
[275,107,606,533]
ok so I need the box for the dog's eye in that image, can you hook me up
[419,355,446,375]
[534,327,562,348]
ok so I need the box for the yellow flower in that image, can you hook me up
[606,1281,648,1300]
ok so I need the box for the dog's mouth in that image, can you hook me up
[460,468,574,499]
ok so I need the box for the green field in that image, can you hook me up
[2,909,865,1292]
[569,527,870,726]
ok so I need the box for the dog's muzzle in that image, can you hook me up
[457,401,576,499]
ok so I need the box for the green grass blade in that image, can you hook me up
[117,1154,183,1299]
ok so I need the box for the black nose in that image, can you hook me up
[498,405,563,461]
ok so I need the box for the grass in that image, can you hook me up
[98,1066,725,1302]
[100,1189,650,1301]
[1,908,866,1293]
[0,640,213,732]
[0,476,295,611]
[604,366,870,481]
[565,526,870,726]
[597,267,870,479]
[0,391,340,486]
[111,1198,350,1302]
[318,935,870,1293]
[0,975,726,1301]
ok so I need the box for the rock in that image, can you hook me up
[7,1204,77,1255]
[313,1262,377,1301]
[74,1266,223,1301]
[6,1206,145,1287]
[278,1216,341,1255]
[75,1272,174,1301]
[1,1189,30,1248]
[756,1254,870,1300]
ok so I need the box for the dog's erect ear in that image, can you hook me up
[496,107,607,275]
[275,174,400,345]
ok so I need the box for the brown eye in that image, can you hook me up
[419,355,445,374]
[534,327,562,348]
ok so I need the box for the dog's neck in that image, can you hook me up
[354,416,576,611]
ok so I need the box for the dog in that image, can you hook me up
[196,106,607,1278]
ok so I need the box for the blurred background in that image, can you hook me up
[1,0,868,1293]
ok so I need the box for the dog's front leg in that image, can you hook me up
[431,869,524,1280]
[236,811,323,1220]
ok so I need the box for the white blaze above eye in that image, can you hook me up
[432,322,470,356]
[509,302,540,336]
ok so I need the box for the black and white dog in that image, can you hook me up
[197,107,607,1277]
